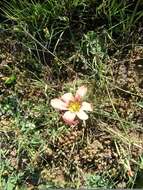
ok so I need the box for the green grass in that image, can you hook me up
[0,0,143,189]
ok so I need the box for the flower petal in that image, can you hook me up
[75,86,87,100]
[76,110,88,120]
[62,111,76,125]
[61,93,74,104]
[51,98,68,110]
[81,102,93,111]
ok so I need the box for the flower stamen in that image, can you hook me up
[68,101,81,112]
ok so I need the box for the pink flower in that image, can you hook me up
[50,86,93,125]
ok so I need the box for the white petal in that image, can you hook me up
[76,110,88,120]
[61,93,74,103]
[62,111,76,125]
[81,102,93,111]
[51,98,68,110]
[75,86,87,100]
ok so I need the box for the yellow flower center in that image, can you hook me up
[68,101,81,112]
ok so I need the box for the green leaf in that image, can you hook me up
[6,177,17,190]
[5,75,16,85]
[136,102,143,108]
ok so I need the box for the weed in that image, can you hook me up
[85,173,114,188]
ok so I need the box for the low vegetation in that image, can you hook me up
[0,0,143,189]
